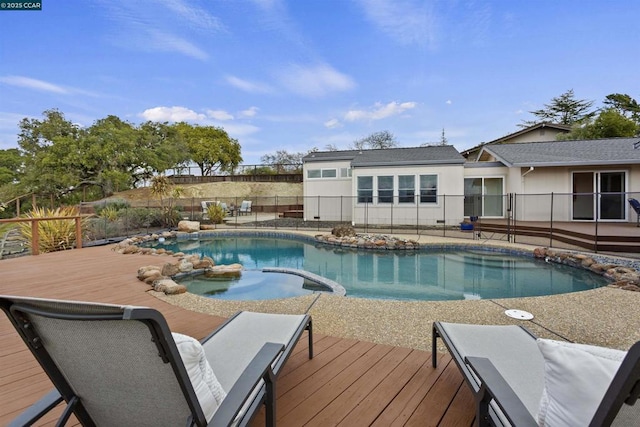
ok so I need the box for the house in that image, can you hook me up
[303,146,465,226]
[462,123,572,161]
[472,137,640,222]
[302,137,640,226]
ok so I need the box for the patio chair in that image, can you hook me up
[432,322,640,427]
[238,200,252,215]
[201,201,215,220]
[629,198,640,227]
[1,295,313,427]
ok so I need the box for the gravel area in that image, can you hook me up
[151,232,640,353]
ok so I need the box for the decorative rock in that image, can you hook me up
[161,263,180,277]
[332,225,356,237]
[200,224,216,230]
[143,271,164,284]
[178,260,194,273]
[533,247,546,258]
[316,233,421,251]
[122,245,140,254]
[153,278,187,295]
[193,258,214,269]
[204,263,243,278]
[177,220,200,233]
[137,265,159,279]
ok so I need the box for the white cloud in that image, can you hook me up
[146,29,209,60]
[157,0,225,32]
[99,1,211,60]
[344,101,417,122]
[278,63,355,98]
[0,76,68,94]
[239,106,259,118]
[207,109,234,120]
[226,76,273,94]
[446,100,452,105]
[140,106,206,122]
[355,0,437,47]
[221,122,261,137]
[324,118,342,129]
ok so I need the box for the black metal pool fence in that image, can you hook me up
[82,191,640,253]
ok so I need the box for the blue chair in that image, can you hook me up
[629,198,640,227]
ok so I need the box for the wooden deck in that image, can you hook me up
[0,246,475,426]
[476,220,640,253]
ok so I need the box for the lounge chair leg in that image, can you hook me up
[307,318,314,359]
[264,370,276,427]
[475,384,492,427]
[432,324,439,368]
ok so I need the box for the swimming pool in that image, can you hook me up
[147,235,609,301]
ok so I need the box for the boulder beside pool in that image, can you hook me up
[204,263,243,278]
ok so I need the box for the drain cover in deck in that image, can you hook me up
[505,309,534,320]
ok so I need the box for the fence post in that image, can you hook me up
[31,219,39,255]
[513,193,517,244]
[549,192,554,247]
[442,195,446,237]
[594,192,599,253]
[75,217,83,249]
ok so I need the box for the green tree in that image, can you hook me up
[176,123,242,176]
[522,89,595,127]
[603,93,640,124]
[134,122,189,185]
[17,109,82,198]
[0,148,22,185]
[260,150,307,173]
[559,108,638,140]
[351,130,398,150]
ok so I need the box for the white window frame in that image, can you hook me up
[398,175,415,204]
[357,176,373,203]
[419,174,438,204]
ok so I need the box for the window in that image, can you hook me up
[340,168,352,178]
[307,168,336,179]
[307,169,321,178]
[420,174,437,203]
[398,175,415,203]
[377,176,393,204]
[357,176,373,203]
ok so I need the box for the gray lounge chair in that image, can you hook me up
[238,200,252,215]
[629,198,640,227]
[1,295,312,427]
[432,322,640,427]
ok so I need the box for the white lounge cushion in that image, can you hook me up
[172,332,227,422]
[536,339,626,427]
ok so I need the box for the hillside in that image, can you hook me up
[109,181,303,206]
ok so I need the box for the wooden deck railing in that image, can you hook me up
[0,216,84,255]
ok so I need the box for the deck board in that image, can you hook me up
[0,245,474,426]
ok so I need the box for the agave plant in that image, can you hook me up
[18,206,87,253]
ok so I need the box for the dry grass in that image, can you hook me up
[110,182,302,206]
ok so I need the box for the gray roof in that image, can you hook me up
[481,137,640,167]
[303,145,465,167]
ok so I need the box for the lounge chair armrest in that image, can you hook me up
[9,389,64,427]
[208,342,284,426]
[465,356,538,427]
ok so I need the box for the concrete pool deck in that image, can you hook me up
[152,231,640,353]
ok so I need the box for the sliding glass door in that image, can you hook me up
[464,177,504,217]
[572,171,626,221]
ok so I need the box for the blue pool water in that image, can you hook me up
[148,236,608,301]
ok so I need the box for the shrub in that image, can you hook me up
[207,204,227,224]
[18,206,87,253]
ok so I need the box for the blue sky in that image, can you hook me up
[1,0,638,165]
